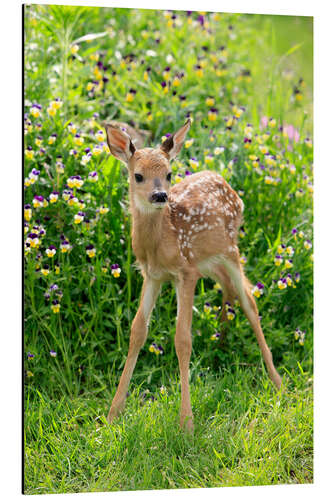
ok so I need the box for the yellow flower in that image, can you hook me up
[71,44,79,54]
[99,206,109,215]
[185,139,194,148]
[206,97,215,106]
[25,149,34,160]
[126,93,134,102]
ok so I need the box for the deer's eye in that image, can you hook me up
[166,172,172,182]
[134,173,144,183]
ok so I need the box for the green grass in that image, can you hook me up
[24,365,313,493]
[24,5,313,494]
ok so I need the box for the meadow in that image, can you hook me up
[24,4,313,494]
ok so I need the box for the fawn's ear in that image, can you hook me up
[160,118,191,160]
[105,124,136,164]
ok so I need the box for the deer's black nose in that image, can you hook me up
[151,191,168,203]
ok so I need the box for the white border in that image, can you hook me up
[1,1,332,499]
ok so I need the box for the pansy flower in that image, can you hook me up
[86,245,96,258]
[49,191,59,203]
[55,159,65,174]
[41,265,50,276]
[274,254,283,266]
[278,278,287,290]
[24,204,32,221]
[285,259,293,269]
[48,133,57,145]
[205,96,215,106]
[27,352,35,360]
[240,255,247,265]
[99,206,109,215]
[204,154,213,164]
[210,332,220,341]
[239,227,246,238]
[68,195,78,207]
[126,88,137,102]
[74,212,85,224]
[92,145,103,156]
[46,245,56,257]
[25,146,34,160]
[60,240,71,253]
[26,233,40,249]
[225,303,235,321]
[185,138,194,148]
[30,103,42,118]
[50,350,57,357]
[295,272,301,283]
[286,274,293,286]
[111,264,121,277]
[51,299,60,313]
[252,282,264,298]
[214,146,225,155]
[73,133,84,146]
[189,157,199,169]
[304,240,312,250]
[62,189,72,201]
[208,108,218,121]
[95,130,104,142]
[67,175,84,189]
[286,246,294,256]
[277,244,286,254]
[204,302,212,314]
[88,171,98,182]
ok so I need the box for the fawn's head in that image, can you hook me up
[105,119,191,213]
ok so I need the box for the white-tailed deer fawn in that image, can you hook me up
[105,118,282,431]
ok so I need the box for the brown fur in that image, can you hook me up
[104,119,282,431]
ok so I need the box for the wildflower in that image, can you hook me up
[67,175,84,189]
[298,231,304,239]
[27,352,35,360]
[32,195,44,209]
[239,227,246,238]
[175,173,183,183]
[204,154,213,164]
[289,164,296,174]
[160,386,167,395]
[126,88,137,102]
[277,244,286,254]
[30,103,42,118]
[226,303,235,320]
[194,64,203,77]
[240,255,247,265]
[185,170,192,176]
[50,98,62,110]
[81,151,92,166]
[49,191,59,203]
[185,138,194,148]
[149,342,157,353]
[213,282,222,291]
[71,43,79,54]
[214,146,225,155]
[25,146,34,160]
[295,272,301,283]
[56,159,65,174]
[208,108,218,121]
[285,259,293,269]
[304,240,312,250]
[278,278,287,290]
[48,133,57,145]
[204,302,212,314]
[50,350,57,357]
[26,371,34,378]
[274,255,283,266]
[95,129,104,142]
[49,284,58,292]
[286,274,293,286]
[26,233,40,249]
[111,264,121,277]
[73,133,84,146]
[24,204,32,221]
[99,206,109,215]
[51,299,60,313]
[62,189,72,201]
[41,265,50,276]
[189,157,199,170]
[87,171,98,183]
[24,222,29,234]
[268,117,276,128]
[47,105,56,116]
[206,96,215,106]
[68,123,77,134]
[55,264,60,274]
[286,246,294,256]
[73,208,84,223]
[46,245,56,257]
[210,332,220,341]
[60,240,71,253]
[86,245,96,258]
[101,265,108,274]
[252,282,264,298]
[304,137,313,148]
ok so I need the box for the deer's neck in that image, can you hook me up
[131,205,169,260]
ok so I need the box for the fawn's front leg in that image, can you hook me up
[175,271,198,432]
[107,277,161,423]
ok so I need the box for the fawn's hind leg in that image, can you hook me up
[214,258,282,389]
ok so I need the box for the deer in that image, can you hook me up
[104,118,282,432]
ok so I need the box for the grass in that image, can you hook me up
[24,365,313,494]
[24,5,313,494]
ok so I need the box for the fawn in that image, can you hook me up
[105,118,282,431]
